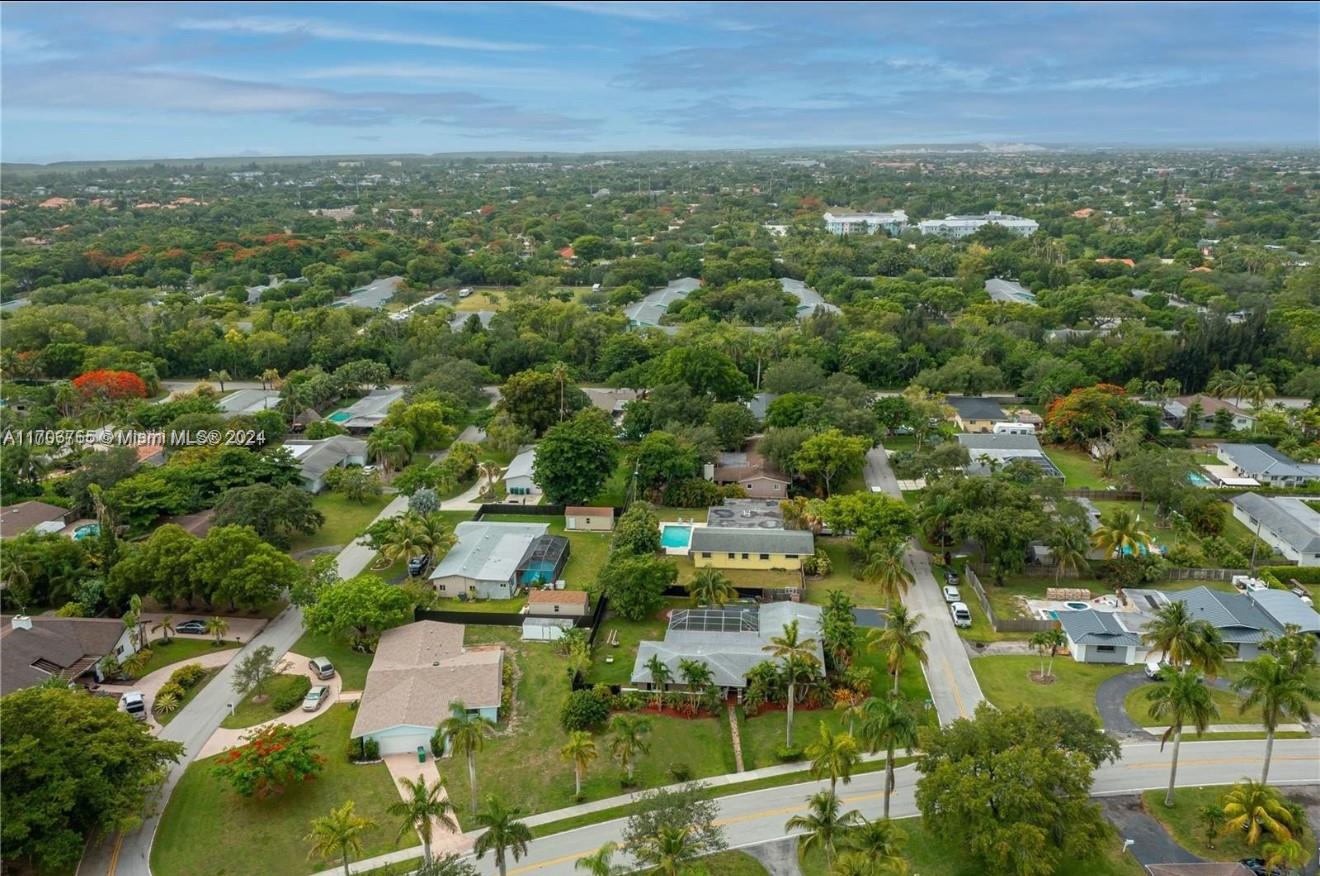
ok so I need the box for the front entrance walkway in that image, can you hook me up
[382,753,471,856]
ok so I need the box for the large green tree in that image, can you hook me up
[532,408,619,504]
[596,555,675,622]
[794,429,870,496]
[303,574,412,648]
[212,483,324,549]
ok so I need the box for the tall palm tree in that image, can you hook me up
[439,702,496,815]
[551,362,570,423]
[858,696,918,819]
[1090,508,1154,560]
[260,368,281,390]
[386,776,456,865]
[1028,628,1067,681]
[677,658,715,715]
[862,539,913,605]
[209,369,231,392]
[304,801,376,876]
[205,615,230,645]
[841,817,909,875]
[574,841,623,876]
[478,461,503,498]
[763,620,821,747]
[415,512,457,558]
[1207,364,1273,409]
[607,714,651,784]
[805,722,860,794]
[1046,523,1090,583]
[472,795,532,876]
[635,824,698,876]
[643,654,671,708]
[1146,670,1218,806]
[1142,602,1231,677]
[151,615,175,645]
[381,514,431,567]
[869,603,929,695]
[560,731,598,798]
[1221,780,1296,847]
[686,567,737,607]
[917,493,958,562]
[1232,653,1320,783]
[125,593,145,649]
[784,790,861,869]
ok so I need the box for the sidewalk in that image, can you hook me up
[1146,723,1307,735]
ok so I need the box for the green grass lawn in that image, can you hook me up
[219,673,310,729]
[674,560,802,591]
[291,629,374,691]
[480,513,613,587]
[1091,499,1198,552]
[288,492,393,553]
[805,538,877,607]
[135,637,240,677]
[151,705,409,876]
[697,851,769,875]
[971,655,1132,719]
[1143,785,1316,864]
[1124,682,1263,726]
[584,602,678,685]
[438,628,735,828]
[1045,447,1112,489]
[156,667,223,727]
[799,818,1145,876]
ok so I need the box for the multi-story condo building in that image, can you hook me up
[822,210,908,236]
[917,211,1039,239]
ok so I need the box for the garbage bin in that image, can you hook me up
[417,746,426,763]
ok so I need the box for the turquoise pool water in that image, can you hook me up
[73,523,100,540]
[660,524,692,549]
[1187,472,1211,486]
[327,411,351,424]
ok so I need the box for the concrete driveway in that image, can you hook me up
[98,646,240,731]
[138,612,268,645]
[195,652,343,758]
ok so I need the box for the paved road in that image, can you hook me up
[342,275,401,309]
[864,444,985,725]
[324,739,1320,876]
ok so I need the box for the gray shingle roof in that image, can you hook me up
[1247,589,1320,634]
[338,387,403,429]
[430,521,547,584]
[1,616,125,694]
[1218,444,1320,480]
[1058,610,1143,647]
[1230,493,1320,554]
[947,396,1008,421]
[690,527,814,556]
[1168,586,1282,644]
[284,435,367,480]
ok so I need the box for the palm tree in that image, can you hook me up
[1045,523,1090,583]
[551,361,570,423]
[151,615,175,645]
[1197,803,1225,850]
[862,539,913,605]
[260,368,281,390]
[869,603,929,695]
[784,790,861,869]
[1142,602,1231,677]
[1222,780,1296,847]
[415,512,457,557]
[381,514,431,567]
[478,461,503,499]
[841,818,909,875]
[1090,508,1154,560]
[643,654,671,708]
[205,615,230,646]
[1208,364,1273,409]
[1262,838,1308,872]
[574,841,623,876]
[386,776,456,865]
[209,369,231,392]
[686,567,737,607]
[635,824,698,876]
[560,731,598,799]
[439,702,496,815]
[304,801,376,876]
[1232,653,1320,783]
[125,593,145,649]
[472,795,532,876]
[677,658,715,715]
[1028,628,1067,681]
[805,722,860,794]
[858,696,918,819]
[1146,669,1218,806]
[763,620,821,747]
[607,714,651,784]
[367,427,414,477]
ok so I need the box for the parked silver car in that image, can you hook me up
[942,585,961,603]
[308,657,335,680]
[303,685,330,712]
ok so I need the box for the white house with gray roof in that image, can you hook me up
[1216,444,1320,488]
[1167,586,1284,660]
[1229,493,1320,567]
[630,602,825,693]
[282,436,368,493]
[430,521,547,599]
[957,433,1063,479]
[1057,610,1148,665]
[334,387,403,432]
[504,446,540,498]
[625,277,699,333]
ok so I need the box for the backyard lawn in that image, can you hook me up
[1044,447,1112,489]
[805,538,876,607]
[151,705,409,876]
[135,637,240,677]
[437,628,736,828]
[292,629,374,690]
[971,655,1132,719]
[673,561,803,591]
[1143,785,1316,864]
[584,602,678,685]
[220,673,309,729]
[288,492,393,554]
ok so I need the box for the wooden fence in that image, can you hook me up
[963,567,1058,634]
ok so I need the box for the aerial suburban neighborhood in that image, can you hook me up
[1,4,1318,876]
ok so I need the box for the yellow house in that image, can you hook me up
[690,528,814,571]
[947,396,1008,433]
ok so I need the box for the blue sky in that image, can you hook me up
[2,1,1317,162]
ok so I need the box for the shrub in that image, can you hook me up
[153,691,181,714]
[271,675,312,712]
[500,659,515,715]
[431,728,446,757]
[614,691,645,712]
[668,763,692,782]
[362,737,380,760]
[774,745,804,762]
[168,663,207,689]
[802,548,832,577]
[156,681,186,702]
[560,688,611,732]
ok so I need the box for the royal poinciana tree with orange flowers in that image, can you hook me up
[71,369,149,401]
[212,723,324,799]
[1042,383,1159,447]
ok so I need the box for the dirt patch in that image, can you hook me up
[1029,670,1057,685]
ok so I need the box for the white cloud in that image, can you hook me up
[175,15,540,52]
[296,62,598,90]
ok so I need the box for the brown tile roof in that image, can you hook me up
[0,501,70,538]
[527,590,588,607]
[351,622,502,737]
[0,616,125,694]
[565,506,612,516]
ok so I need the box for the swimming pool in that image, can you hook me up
[72,523,100,540]
[327,411,352,424]
[660,524,694,555]
[1187,472,1211,487]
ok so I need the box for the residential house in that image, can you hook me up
[282,436,368,493]
[1247,589,1320,635]
[217,388,281,418]
[690,527,814,571]
[1216,444,1320,488]
[565,506,614,531]
[822,210,909,236]
[1058,610,1147,665]
[581,388,638,425]
[1229,493,1320,567]
[946,396,1009,433]
[984,277,1037,304]
[504,446,540,498]
[631,602,825,694]
[0,501,71,539]
[624,277,700,333]
[1,614,138,695]
[350,621,502,755]
[709,450,791,500]
[918,211,1038,239]
[429,521,549,599]
[1163,395,1256,432]
[780,278,841,319]
[705,499,785,530]
[956,433,1064,479]
[1167,586,1284,660]
[525,589,589,618]
[335,387,404,432]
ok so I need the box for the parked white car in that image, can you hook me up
[121,691,147,720]
[950,602,972,628]
[942,585,961,603]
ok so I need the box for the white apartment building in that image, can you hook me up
[823,210,909,236]
[917,211,1039,239]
